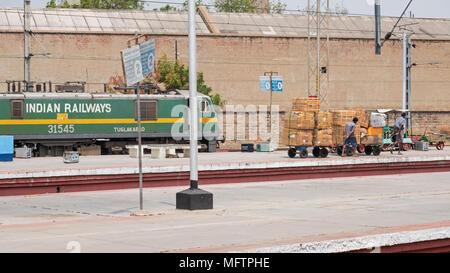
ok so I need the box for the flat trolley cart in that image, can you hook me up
[284,111,332,159]
[335,137,382,157]
[357,139,382,156]
[287,145,329,158]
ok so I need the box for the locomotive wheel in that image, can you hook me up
[288,148,297,158]
[299,149,308,158]
[373,146,381,156]
[357,145,365,154]
[312,147,321,158]
[365,145,373,155]
[337,146,343,156]
[320,148,329,158]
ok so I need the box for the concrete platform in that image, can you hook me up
[0,149,449,196]
[0,172,449,253]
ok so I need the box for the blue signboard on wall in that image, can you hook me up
[122,45,144,87]
[259,76,283,92]
[139,39,155,76]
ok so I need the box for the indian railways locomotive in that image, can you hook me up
[0,89,220,156]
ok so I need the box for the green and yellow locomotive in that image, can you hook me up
[0,90,220,156]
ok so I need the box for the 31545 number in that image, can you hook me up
[48,124,75,134]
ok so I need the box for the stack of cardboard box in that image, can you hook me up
[282,98,320,146]
[331,110,362,145]
[314,112,333,146]
[360,113,385,145]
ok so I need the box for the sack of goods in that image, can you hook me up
[352,109,370,129]
[314,129,333,146]
[332,125,361,146]
[282,128,313,146]
[370,112,387,128]
[292,97,320,112]
[284,111,315,130]
[316,112,333,129]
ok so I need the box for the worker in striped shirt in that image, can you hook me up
[391,112,407,155]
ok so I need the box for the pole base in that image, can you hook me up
[176,188,213,210]
[130,210,151,216]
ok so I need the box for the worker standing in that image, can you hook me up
[342,117,358,157]
[392,112,407,155]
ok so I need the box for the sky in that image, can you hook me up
[0,0,449,19]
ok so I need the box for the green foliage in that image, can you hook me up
[157,4,178,12]
[154,55,226,106]
[214,0,286,13]
[214,0,257,13]
[181,0,210,11]
[46,0,144,9]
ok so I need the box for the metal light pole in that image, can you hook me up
[136,82,144,211]
[264,71,278,138]
[375,0,381,55]
[402,32,413,133]
[176,0,213,210]
[24,0,31,91]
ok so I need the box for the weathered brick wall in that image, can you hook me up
[386,111,450,143]
[1,32,449,112]
[219,110,449,149]
[1,31,449,148]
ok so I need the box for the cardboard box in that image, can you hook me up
[332,125,361,145]
[284,111,315,130]
[282,128,313,146]
[352,109,370,128]
[316,112,333,129]
[292,97,320,112]
[331,110,358,126]
[314,129,333,146]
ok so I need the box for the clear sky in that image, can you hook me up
[0,0,449,19]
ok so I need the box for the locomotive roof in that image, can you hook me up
[0,89,210,100]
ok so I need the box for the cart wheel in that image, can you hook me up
[373,146,381,156]
[337,146,343,156]
[357,145,365,154]
[365,145,373,155]
[312,147,321,158]
[299,149,308,158]
[346,148,353,157]
[320,148,329,158]
[288,148,297,158]
[402,143,411,151]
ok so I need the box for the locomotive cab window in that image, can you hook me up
[201,100,211,113]
[135,100,158,121]
[10,100,24,119]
